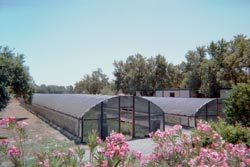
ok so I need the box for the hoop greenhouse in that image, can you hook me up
[30,94,222,143]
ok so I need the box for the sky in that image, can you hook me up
[0,0,250,86]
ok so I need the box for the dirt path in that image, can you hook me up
[0,100,76,166]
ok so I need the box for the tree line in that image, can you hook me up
[75,34,250,97]
[35,84,74,94]
[0,46,34,110]
[2,34,249,111]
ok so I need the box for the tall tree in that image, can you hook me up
[113,54,182,95]
[113,60,126,93]
[154,55,167,89]
[0,46,34,110]
[199,59,220,97]
[183,46,206,96]
[125,54,149,95]
[74,68,109,94]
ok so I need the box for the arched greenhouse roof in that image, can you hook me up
[32,94,114,118]
[142,97,216,116]
[32,94,217,119]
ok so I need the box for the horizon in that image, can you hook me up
[1,0,250,86]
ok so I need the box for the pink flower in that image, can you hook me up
[245,158,250,165]
[97,146,105,153]
[193,136,201,142]
[9,116,16,122]
[96,136,102,144]
[133,150,142,160]
[212,132,221,139]
[197,120,212,133]
[173,124,182,131]
[17,121,28,128]
[0,118,9,125]
[69,148,75,154]
[84,162,92,167]
[1,139,8,145]
[8,145,20,157]
[149,132,154,137]
[53,151,65,157]
[38,160,49,167]
[101,160,108,167]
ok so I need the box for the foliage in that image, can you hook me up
[0,116,28,166]
[142,125,192,166]
[183,47,206,97]
[91,131,141,167]
[1,116,250,167]
[209,117,250,145]
[35,146,86,167]
[35,84,74,94]
[0,82,10,110]
[100,83,116,95]
[224,83,250,126]
[87,130,98,161]
[113,54,183,95]
[68,34,250,97]
[0,46,34,111]
[74,68,109,94]
[177,35,250,97]
[145,120,250,167]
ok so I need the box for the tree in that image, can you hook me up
[35,84,74,94]
[229,35,249,84]
[153,55,167,89]
[74,68,109,94]
[112,34,250,98]
[113,54,183,95]
[182,46,206,96]
[113,60,127,94]
[100,82,116,95]
[199,59,220,97]
[224,83,250,126]
[0,46,34,110]
[113,54,149,95]
[208,36,250,87]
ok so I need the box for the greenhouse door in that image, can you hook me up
[119,96,134,140]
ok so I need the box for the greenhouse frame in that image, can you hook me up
[143,97,223,127]
[31,94,165,143]
[30,94,222,143]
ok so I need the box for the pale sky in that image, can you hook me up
[0,0,250,86]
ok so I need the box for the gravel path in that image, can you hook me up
[127,138,156,155]
[127,126,193,155]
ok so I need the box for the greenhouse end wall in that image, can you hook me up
[143,97,223,128]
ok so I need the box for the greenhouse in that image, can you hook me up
[143,97,223,127]
[31,94,222,143]
[31,94,165,143]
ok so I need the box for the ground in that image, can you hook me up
[0,99,76,166]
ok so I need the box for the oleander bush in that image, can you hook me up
[1,116,250,167]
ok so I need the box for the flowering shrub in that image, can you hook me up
[0,116,27,166]
[141,124,193,166]
[92,131,141,167]
[142,120,250,167]
[1,116,250,167]
[35,146,86,167]
[35,131,140,167]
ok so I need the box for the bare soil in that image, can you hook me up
[0,99,76,166]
